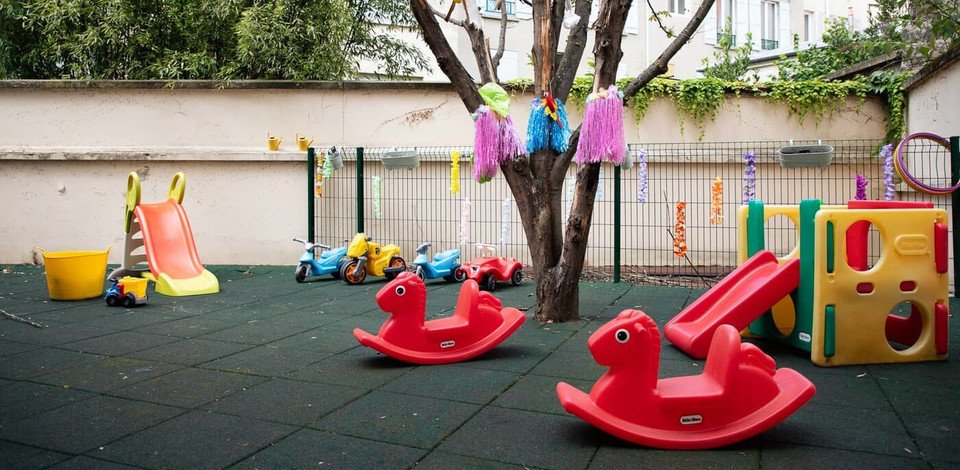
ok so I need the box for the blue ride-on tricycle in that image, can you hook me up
[293,237,347,283]
[412,242,465,282]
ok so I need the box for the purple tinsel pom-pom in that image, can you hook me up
[575,85,626,165]
[881,144,895,200]
[637,149,648,203]
[856,173,869,200]
[742,151,757,204]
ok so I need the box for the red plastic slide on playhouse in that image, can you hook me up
[135,199,219,296]
[664,251,800,359]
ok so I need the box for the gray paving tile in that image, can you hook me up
[134,315,238,338]
[267,326,362,354]
[0,395,183,454]
[761,403,918,457]
[60,331,180,356]
[380,364,518,404]
[91,410,295,469]
[0,440,70,470]
[231,428,426,469]
[126,337,252,366]
[0,339,39,357]
[0,321,113,346]
[33,356,181,393]
[284,352,413,388]
[438,406,602,469]
[202,378,365,426]
[112,367,267,408]
[530,349,606,381]
[0,381,94,424]
[312,390,480,449]
[49,456,142,470]
[590,440,759,468]
[0,348,101,380]
[902,414,960,463]
[760,441,926,469]
[200,344,322,376]
[414,451,534,469]
[493,374,593,416]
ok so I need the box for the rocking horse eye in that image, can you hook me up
[395,286,405,296]
[615,328,630,343]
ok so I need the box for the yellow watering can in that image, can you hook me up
[296,133,315,151]
[267,133,283,151]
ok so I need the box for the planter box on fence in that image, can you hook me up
[777,145,835,168]
[381,150,420,170]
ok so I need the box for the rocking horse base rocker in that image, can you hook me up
[353,272,526,365]
[557,310,815,450]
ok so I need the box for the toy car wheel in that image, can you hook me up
[510,268,523,286]
[123,294,137,308]
[342,260,366,285]
[295,265,308,283]
[415,266,426,282]
[105,295,119,307]
[484,274,497,291]
[384,257,407,280]
[452,267,467,283]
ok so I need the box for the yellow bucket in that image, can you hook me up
[42,248,110,300]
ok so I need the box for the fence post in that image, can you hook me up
[613,164,621,283]
[356,147,365,233]
[307,147,315,243]
[951,136,959,298]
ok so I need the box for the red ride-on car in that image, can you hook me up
[457,244,523,291]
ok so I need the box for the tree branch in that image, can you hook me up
[491,2,508,69]
[430,0,467,27]
[409,0,482,110]
[622,0,715,97]
[460,0,497,83]
[646,0,672,36]
[554,0,592,101]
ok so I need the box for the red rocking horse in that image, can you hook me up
[353,272,526,365]
[556,310,815,449]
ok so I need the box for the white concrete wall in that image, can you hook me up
[0,82,888,265]
[906,58,960,139]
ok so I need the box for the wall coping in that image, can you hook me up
[0,147,308,162]
[0,80,460,91]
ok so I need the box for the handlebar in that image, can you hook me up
[292,237,330,250]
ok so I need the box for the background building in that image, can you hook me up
[367,0,876,82]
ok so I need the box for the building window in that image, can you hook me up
[761,1,779,50]
[484,0,515,16]
[803,11,813,42]
[669,0,685,14]
[716,0,734,43]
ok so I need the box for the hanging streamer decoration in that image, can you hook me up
[526,92,571,154]
[459,198,471,245]
[710,177,723,225]
[472,83,526,183]
[373,176,382,219]
[673,201,687,258]
[315,153,325,197]
[596,167,604,200]
[451,150,461,195]
[575,85,626,165]
[742,151,757,204]
[501,198,512,245]
[637,149,648,203]
[855,174,868,201]
[881,144,895,200]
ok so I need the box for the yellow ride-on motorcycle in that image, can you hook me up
[340,233,406,285]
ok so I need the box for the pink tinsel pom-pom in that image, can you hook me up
[499,115,526,164]
[473,106,501,181]
[575,85,626,165]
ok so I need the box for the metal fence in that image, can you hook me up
[308,139,957,289]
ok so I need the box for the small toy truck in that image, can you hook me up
[105,276,148,307]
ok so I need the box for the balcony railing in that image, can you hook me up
[717,32,737,46]
[761,38,779,50]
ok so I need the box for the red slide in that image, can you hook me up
[134,200,219,296]
[664,251,799,359]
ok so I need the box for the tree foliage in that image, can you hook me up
[0,0,427,80]
[701,18,756,82]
